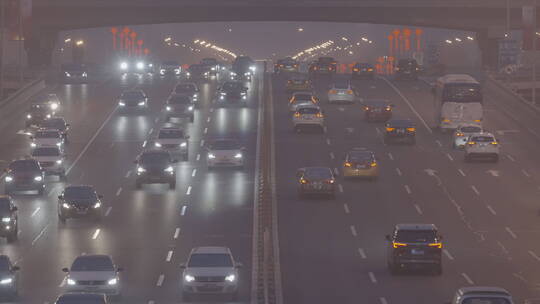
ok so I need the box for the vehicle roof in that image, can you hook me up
[395,224,437,231]
[457,123,482,129]
[56,293,106,300]
[296,104,320,110]
[469,132,495,137]
[159,127,183,131]
[457,286,511,296]
[74,254,112,260]
[141,149,170,155]
[437,74,479,85]
[387,119,415,127]
[192,246,231,254]
[292,91,313,96]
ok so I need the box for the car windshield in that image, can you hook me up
[0,200,11,214]
[159,129,184,139]
[334,83,349,89]
[9,160,40,171]
[140,153,170,165]
[32,147,61,157]
[41,119,66,130]
[471,136,495,142]
[188,253,233,267]
[62,64,85,71]
[209,140,241,150]
[365,101,388,107]
[63,186,97,200]
[121,91,144,99]
[71,256,113,271]
[35,131,60,138]
[169,95,191,104]
[223,82,243,90]
[349,152,373,162]
[297,107,319,114]
[460,126,482,133]
[304,168,332,179]
[29,104,49,111]
[294,94,312,101]
[395,230,437,243]
[175,84,195,92]
[462,298,511,304]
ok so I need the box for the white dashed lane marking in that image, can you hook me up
[181,205,187,216]
[404,185,412,194]
[174,228,180,239]
[105,207,112,217]
[204,127,208,134]
[31,207,41,217]
[186,186,192,195]
[528,250,540,262]
[358,248,367,259]
[380,297,388,304]
[329,152,335,160]
[191,169,197,177]
[166,251,173,262]
[200,140,205,147]
[387,152,394,160]
[414,204,423,215]
[156,274,165,287]
[505,227,517,239]
[522,169,531,177]
[446,153,454,161]
[471,185,480,196]
[395,168,402,176]
[458,169,466,177]
[443,249,454,260]
[115,187,122,196]
[343,204,350,214]
[435,140,442,147]
[368,272,377,283]
[461,273,474,285]
[338,184,344,193]
[487,205,497,215]
[326,138,331,145]
[507,154,516,162]
[125,170,131,178]
[350,225,357,237]
[196,154,201,161]
[92,229,101,240]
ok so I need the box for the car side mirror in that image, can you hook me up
[98,195,104,199]
[180,263,186,269]
[11,266,19,272]
[235,262,243,268]
[62,267,69,273]
[385,235,391,241]
[117,267,124,272]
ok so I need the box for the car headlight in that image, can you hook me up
[160,69,165,74]
[186,72,191,76]
[184,274,195,282]
[93,202,101,209]
[136,62,144,70]
[234,153,243,159]
[138,101,146,106]
[225,274,236,282]
[108,278,118,285]
[30,142,36,147]
[166,106,171,111]
[67,278,76,285]
[56,142,62,147]
[46,114,51,118]
[244,72,251,76]
[56,159,63,164]
[188,106,193,111]
[118,101,125,106]
[62,203,71,209]
[120,62,128,70]
[1,218,11,223]
[65,72,71,77]
[82,72,88,77]
[137,166,146,173]
[220,92,227,96]
[34,176,42,182]
[174,69,180,75]
[26,114,32,119]
[230,72,236,76]
[5,176,12,182]
[164,166,174,173]
[50,103,59,110]
[208,153,216,159]
[0,278,13,285]
[250,66,256,71]
[180,142,187,147]
[193,94,198,98]
[154,142,162,148]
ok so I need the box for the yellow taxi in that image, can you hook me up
[342,148,378,179]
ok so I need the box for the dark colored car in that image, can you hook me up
[386,224,443,275]
[216,81,248,105]
[0,255,19,298]
[4,159,45,195]
[384,119,416,145]
[363,100,394,122]
[61,63,88,83]
[231,56,255,81]
[174,83,199,105]
[55,293,107,304]
[351,63,375,79]
[25,103,56,128]
[57,185,104,223]
[0,196,18,243]
[117,90,148,110]
[274,58,299,73]
[135,150,178,189]
[159,61,181,76]
[188,64,210,80]
[201,58,220,75]
[164,94,195,122]
[40,117,70,140]
[309,57,337,76]
[395,59,419,80]
[296,167,336,198]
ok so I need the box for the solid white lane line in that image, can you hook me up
[326,138,331,145]
[358,248,367,259]
[92,229,100,240]
[387,152,394,160]
[156,274,165,286]
[414,204,423,215]
[207,117,211,123]
[191,169,197,177]
[446,153,454,161]
[186,186,192,195]
[58,277,66,287]
[435,140,442,147]
[31,207,41,217]
[338,184,344,193]
[174,228,180,239]
[200,139,205,147]
[404,185,412,194]
[528,250,540,262]
[125,170,131,178]
[204,127,208,134]
[350,225,357,237]
[105,207,112,217]
[115,187,122,196]
[458,169,466,176]
[461,273,474,285]
[32,224,48,246]
[486,205,497,215]
[148,301,155,304]
[166,251,173,262]
[343,204,350,214]
[443,249,454,260]
[368,272,377,283]
[142,140,147,148]
[380,297,388,304]
[471,185,480,196]
[181,205,187,216]
[507,154,516,162]
[522,169,531,177]
[196,154,201,161]
[505,227,517,239]
[396,168,402,176]
[329,152,335,160]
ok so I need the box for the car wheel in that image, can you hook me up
[58,214,66,224]
[6,232,17,243]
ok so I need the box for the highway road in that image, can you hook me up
[274,72,540,304]
[0,70,259,303]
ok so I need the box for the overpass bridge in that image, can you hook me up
[20,0,540,66]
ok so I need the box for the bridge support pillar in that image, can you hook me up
[25,28,58,68]
[477,31,500,69]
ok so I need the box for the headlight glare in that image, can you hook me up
[234,153,243,159]
[184,274,195,282]
[1,218,10,223]
[67,278,76,285]
[208,153,216,159]
[108,278,118,285]
[137,166,146,173]
[225,274,236,282]
[5,176,12,182]
[93,202,101,209]
[62,203,71,209]
[0,278,13,285]
[154,142,162,147]
[164,166,174,173]
[34,176,42,182]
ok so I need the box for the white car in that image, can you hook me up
[327,82,356,104]
[450,287,513,304]
[30,129,64,149]
[0,255,19,299]
[154,127,190,161]
[181,247,241,301]
[464,132,499,162]
[31,146,66,179]
[289,91,318,112]
[292,104,324,133]
[452,124,483,149]
[206,139,244,169]
[63,255,122,298]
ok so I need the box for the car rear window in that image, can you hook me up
[169,95,191,104]
[121,91,144,99]
[294,94,312,101]
[35,131,60,138]
[41,119,66,130]
[71,256,114,271]
[471,136,494,142]
[304,168,332,179]
[64,186,97,200]
[298,107,320,114]
[395,230,437,243]
[349,152,373,162]
[460,126,482,133]
[462,298,511,304]
[188,253,233,267]
[334,83,349,89]
[175,84,195,92]
[223,82,243,90]
[32,147,61,157]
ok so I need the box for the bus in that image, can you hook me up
[434,74,483,132]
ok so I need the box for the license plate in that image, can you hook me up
[397,129,405,133]
[356,165,367,169]
[77,210,87,214]
[411,249,424,255]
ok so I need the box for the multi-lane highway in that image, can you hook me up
[0,70,259,303]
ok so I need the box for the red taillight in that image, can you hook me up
[325,179,335,184]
